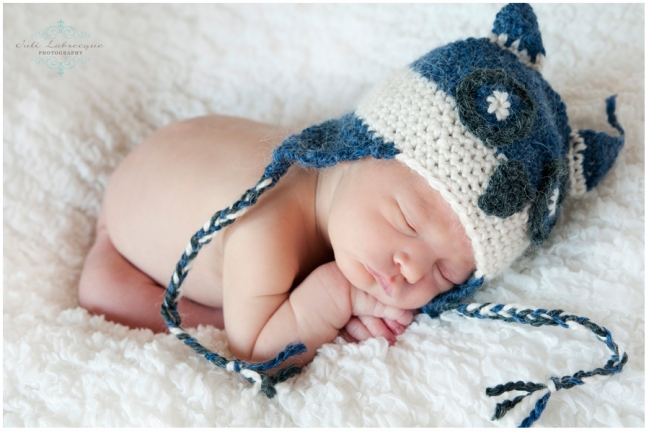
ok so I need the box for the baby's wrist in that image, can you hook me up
[317,261,354,329]
[289,261,353,334]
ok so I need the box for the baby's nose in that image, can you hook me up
[393,251,428,284]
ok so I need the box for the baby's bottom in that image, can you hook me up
[78,212,224,333]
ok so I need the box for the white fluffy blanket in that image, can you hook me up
[4,3,644,427]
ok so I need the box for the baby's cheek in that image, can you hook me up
[335,255,371,290]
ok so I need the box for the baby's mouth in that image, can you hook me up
[366,265,393,297]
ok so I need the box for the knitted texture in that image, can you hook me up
[490,3,545,71]
[456,68,536,148]
[355,67,531,280]
[443,302,628,427]
[161,2,627,422]
[477,160,535,219]
[355,3,623,279]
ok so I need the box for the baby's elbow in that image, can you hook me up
[228,340,255,364]
[228,327,309,366]
[231,339,313,371]
[227,330,270,364]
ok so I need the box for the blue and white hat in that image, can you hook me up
[160,3,626,416]
[199,3,623,317]
[352,3,626,315]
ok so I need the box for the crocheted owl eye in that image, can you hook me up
[464,66,569,244]
[454,66,571,245]
[455,68,539,220]
[456,68,536,149]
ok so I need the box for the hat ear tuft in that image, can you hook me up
[567,96,625,197]
[489,3,546,71]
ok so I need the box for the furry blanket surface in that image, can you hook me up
[3,3,644,427]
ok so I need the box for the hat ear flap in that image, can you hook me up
[568,96,625,197]
[421,276,485,318]
[273,114,399,170]
[489,3,546,71]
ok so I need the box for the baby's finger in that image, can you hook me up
[395,310,414,326]
[359,315,396,344]
[382,318,405,335]
[376,303,413,326]
[338,327,359,343]
[349,287,411,325]
[343,317,372,342]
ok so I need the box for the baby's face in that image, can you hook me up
[327,158,476,310]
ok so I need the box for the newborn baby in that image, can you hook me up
[79,3,624,381]
[78,114,475,364]
[78,5,627,424]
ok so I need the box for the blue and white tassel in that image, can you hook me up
[160,155,308,398]
[441,302,628,428]
[160,113,400,398]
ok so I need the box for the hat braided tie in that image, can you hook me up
[159,114,400,398]
[160,154,308,398]
[440,302,628,428]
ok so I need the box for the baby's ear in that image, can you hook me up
[568,96,625,198]
[489,3,545,72]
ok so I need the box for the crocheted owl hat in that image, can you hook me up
[160,4,626,426]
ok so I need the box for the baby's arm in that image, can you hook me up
[223,229,411,365]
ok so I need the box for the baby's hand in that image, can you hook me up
[340,316,411,345]
[343,286,414,344]
[349,285,413,325]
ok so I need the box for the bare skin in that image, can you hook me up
[78,115,475,365]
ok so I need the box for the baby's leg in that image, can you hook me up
[78,212,224,332]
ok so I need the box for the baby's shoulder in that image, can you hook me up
[221,165,325,295]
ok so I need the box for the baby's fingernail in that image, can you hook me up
[386,321,404,334]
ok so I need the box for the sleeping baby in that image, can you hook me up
[78,3,624,400]
[78,113,475,364]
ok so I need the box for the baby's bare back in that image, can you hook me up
[102,115,294,307]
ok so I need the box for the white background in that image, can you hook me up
[4,3,644,427]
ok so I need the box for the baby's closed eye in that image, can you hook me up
[395,200,417,236]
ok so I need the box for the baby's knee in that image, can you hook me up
[77,273,101,316]
[77,230,121,314]
[77,251,106,314]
